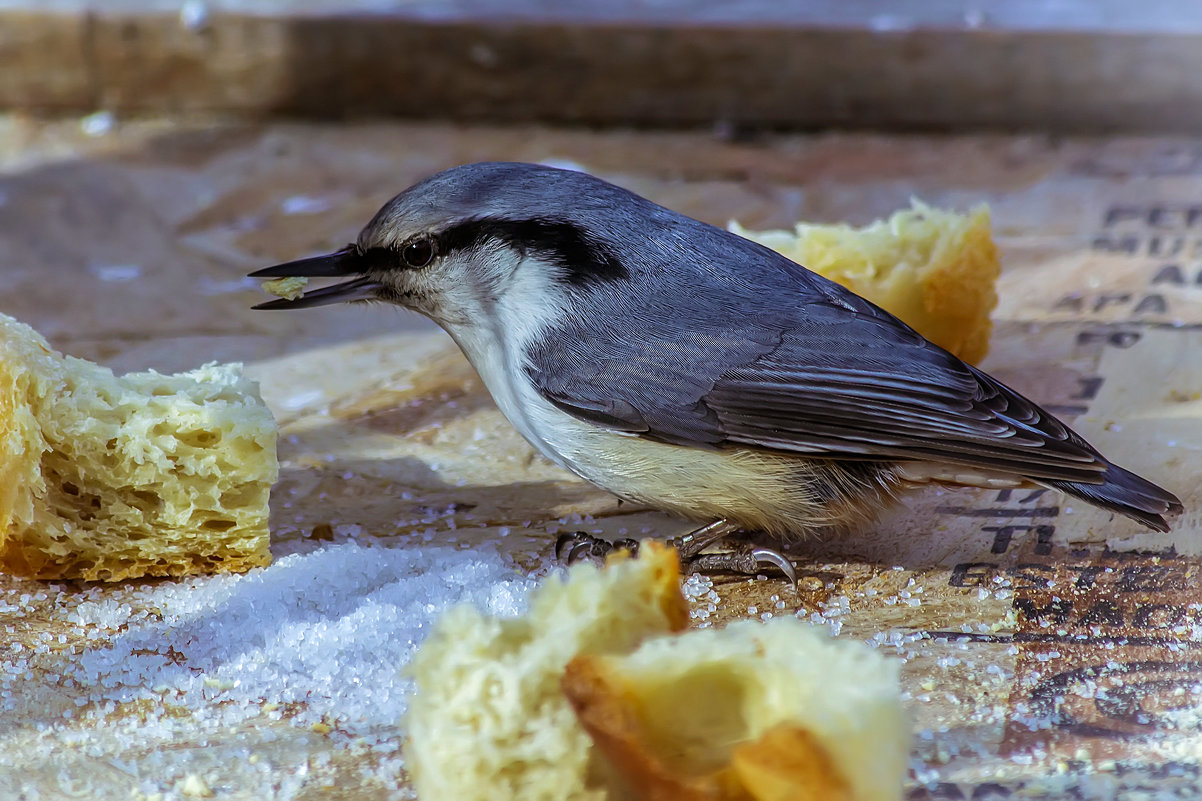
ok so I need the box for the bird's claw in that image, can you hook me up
[684,546,798,590]
[751,547,800,590]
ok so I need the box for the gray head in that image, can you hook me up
[249,162,667,326]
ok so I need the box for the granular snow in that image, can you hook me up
[0,537,544,800]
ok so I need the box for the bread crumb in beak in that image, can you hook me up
[262,276,309,300]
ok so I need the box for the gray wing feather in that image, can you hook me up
[529,293,1108,484]
[708,338,1105,479]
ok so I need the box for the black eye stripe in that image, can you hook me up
[357,246,397,271]
[436,217,628,285]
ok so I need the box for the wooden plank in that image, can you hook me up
[5,1,1202,131]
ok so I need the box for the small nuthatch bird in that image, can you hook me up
[251,162,1182,577]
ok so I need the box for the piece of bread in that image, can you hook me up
[0,313,277,582]
[563,618,908,801]
[730,200,999,364]
[405,544,908,801]
[405,544,689,801]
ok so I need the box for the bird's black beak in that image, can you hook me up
[248,245,380,310]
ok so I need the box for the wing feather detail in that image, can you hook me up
[525,258,1109,485]
[703,335,1106,480]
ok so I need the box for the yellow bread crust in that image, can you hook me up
[562,618,907,801]
[730,201,999,364]
[563,654,852,801]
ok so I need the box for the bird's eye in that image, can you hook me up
[402,238,435,268]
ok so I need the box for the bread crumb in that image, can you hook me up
[263,276,309,300]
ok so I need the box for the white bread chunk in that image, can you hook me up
[0,313,277,581]
[405,544,689,801]
[406,544,908,801]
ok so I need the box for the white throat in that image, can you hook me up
[437,256,578,470]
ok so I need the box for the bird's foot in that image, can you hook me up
[554,531,640,566]
[554,520,797,588]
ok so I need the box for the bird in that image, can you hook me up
[250,161,1183,579]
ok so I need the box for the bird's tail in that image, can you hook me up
[1042,463,1184,533]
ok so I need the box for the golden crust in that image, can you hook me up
[563,653,853,801]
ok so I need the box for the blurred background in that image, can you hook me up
[8,0,1202,131]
